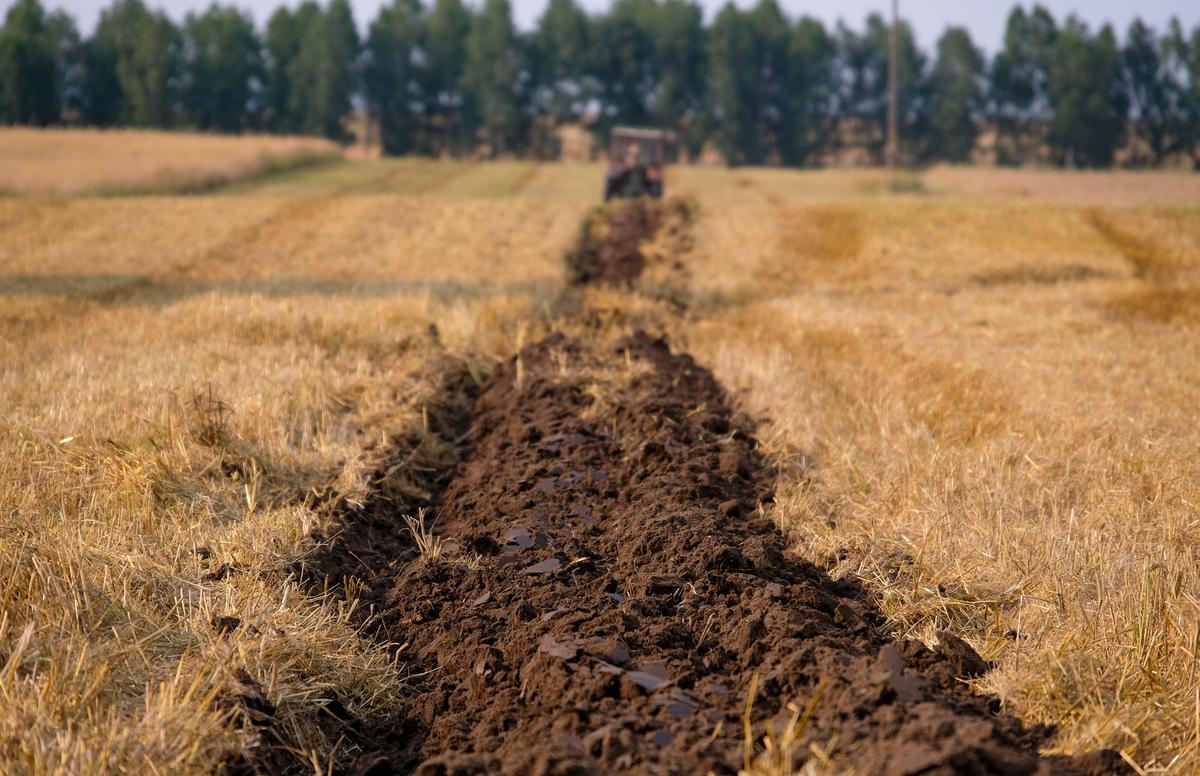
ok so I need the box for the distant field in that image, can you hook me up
[0,128,339,195]
[1,142,1198,773]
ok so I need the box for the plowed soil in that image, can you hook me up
[354,330,1124,775]
[567,200,662,286]
[303,361,478,608]
[285,199,1127,776]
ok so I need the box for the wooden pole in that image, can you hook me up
[886,0,899,168]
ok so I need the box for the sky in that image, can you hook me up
[14,0,1200,53]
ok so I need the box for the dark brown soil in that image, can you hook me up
[356,331,1127,776]
[221,358,480,775]
[300,362,478,612]
[567,200,662,286]
[244,201,1129,776]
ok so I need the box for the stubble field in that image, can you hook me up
[1,132,1198,774]
[0,128,340,195]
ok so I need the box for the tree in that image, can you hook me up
[180,4,262,132]
[365,0,424,154]
[78,33,121,125]
[593,0,658,131]
[746,0,789,163]
[0,0,62,125]
[988,5,1057,164]
[651,0,705,152]
[425,0,473,152]
[837,13,926,162]
[264,4,303,132]
[286,0,360,140]
[6,0,1192,167]
[463,0,525,155]
[928,26,985,162]
[1122,18,1184,164]
[46,10,85,121]
[532,0,589,125]
[1048,18,1128,167]
[1171,22,1200,161]
[784,16,835,166]
[697,0,791,164]
[704,3,757,163]
[702,0,795,165]
[92,0,180,127]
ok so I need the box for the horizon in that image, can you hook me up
[6,0,1199,54]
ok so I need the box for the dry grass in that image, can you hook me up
[924,165,1200,207]
[673,165,1200,771]
[0,156,591,773]
[1086,207,1200,329]
[0,128,340,195]
[4,146,1200,773]
[1107,285,1200,326]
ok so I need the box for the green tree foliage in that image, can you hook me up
[928,26,985,162]
[837,14,927,162]
[647,0,703,147]
[704,3,757,164]
[45,10,85,121]
[1048,18,1128,167]
[0,0,61,124]
[594,0,658,129]
[365,0,424,154]
[180,4,262,132]
[93,0,180,127]
[291,0,359,140]
[1122,18,1191,164]
[745,0,789,163]
[989,4,1057,162]
[0,0,84,125]
[988,5,1057,164]
[3,0,1198,168]
[1174,23,1200,160]
[532,0,589,125]
[264,4,302,132]
[78,35,120,125]
[425,0,473,151]
[703,0,798,165]
[263,0,358,139]
[463,0,525,155]
[784,16,835,166]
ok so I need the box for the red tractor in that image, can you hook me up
[604,127,665,201]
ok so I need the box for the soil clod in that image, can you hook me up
[368,331,1126,775]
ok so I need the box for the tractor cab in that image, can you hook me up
[604,127,665,201]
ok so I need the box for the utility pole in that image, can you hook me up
[886,0,899,168]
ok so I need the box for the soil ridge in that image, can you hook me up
[367,330,1126,776]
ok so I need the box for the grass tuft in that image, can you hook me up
[404,509,447,562]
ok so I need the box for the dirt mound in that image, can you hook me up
[363,332,1126,775]
[567,200,662,286]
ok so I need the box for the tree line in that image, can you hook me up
[2,0,1200,167]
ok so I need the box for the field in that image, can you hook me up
[0,128,340,195]
[1,132,1199,774]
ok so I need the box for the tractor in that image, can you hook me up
[604,127,665,201]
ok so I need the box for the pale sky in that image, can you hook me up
[13,0,1200,53]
